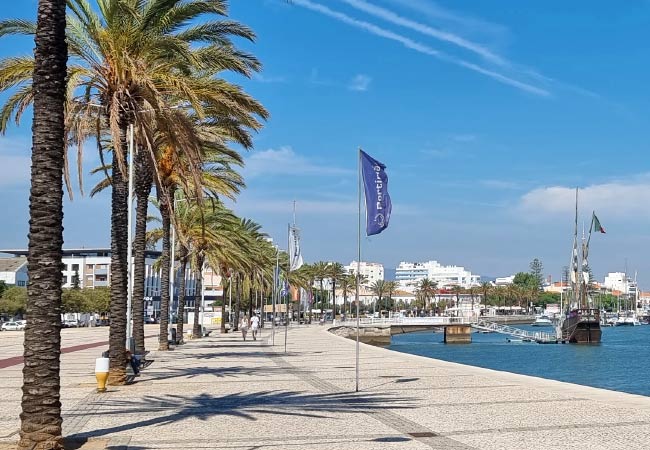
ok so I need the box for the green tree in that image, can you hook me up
[414,278,437,313]
[0,286,27,316]
[0,280,6,298]
[370,280,386,314]
[71,269,80,289]
[530,258,544,286]
[61,289,84,314]
[513,272,538,288]
[327,262,346,318]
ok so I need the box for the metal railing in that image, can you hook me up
[472,319,557,343]
[337,316,473,326]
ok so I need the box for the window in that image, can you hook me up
[86,264,94,270]
[17,280,26,287]
[72,264,79,271]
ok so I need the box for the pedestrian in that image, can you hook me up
[240,314,249,341]
[250,314,260,341]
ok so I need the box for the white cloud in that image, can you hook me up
[348,74,372,91]
[518,180,650,218]
[292,0,550,97]
[244,146,353,178]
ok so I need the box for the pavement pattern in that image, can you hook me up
[3,325,650,449]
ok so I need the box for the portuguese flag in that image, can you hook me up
[592,213,606,234]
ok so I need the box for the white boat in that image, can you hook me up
[532,315,553,327]
[614,311,641,326]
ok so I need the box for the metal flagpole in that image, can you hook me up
[356,148,362,392]
[272,247,278,346]
[126,123,135,351]
[228,274,232,331]
[285,222,290,353]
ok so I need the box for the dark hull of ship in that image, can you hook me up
[561,313,602,344]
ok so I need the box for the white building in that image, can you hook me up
[603,272,637,296]
[395,260,480,290]
[344,261,384,284]
[495,275,515,286]
[0,248,225,318]
[0,257,28,287]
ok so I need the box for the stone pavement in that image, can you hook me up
[3,325,650,449]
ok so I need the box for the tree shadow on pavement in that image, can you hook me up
[67,390,416,441]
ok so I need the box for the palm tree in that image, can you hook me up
[327,262,345,319]
[10,1,67,448]
[370,280,386,315]
[312,261,330,318]
[480,281,492,312]
[1,0,268,384]
[415,278,437,314]
[338,273,355,318]
[384,280,399,313]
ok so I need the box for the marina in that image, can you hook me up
[389,324,650,397]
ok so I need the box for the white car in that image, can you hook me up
[1,321,25,331]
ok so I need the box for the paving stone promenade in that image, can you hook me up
[3,325,650,449]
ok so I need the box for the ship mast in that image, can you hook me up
[570,187,579,310]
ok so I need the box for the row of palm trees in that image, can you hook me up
[0,1,284,448]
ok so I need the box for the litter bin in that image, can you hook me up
[169,327,177,344]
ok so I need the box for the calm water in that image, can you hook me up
[389,325,650,396]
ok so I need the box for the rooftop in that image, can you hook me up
[0,256,27,273]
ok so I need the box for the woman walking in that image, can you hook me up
[240,314,249,341]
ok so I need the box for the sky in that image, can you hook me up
[1,1,650,286]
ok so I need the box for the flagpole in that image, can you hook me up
[356,148,362,393]
[285,222,290,353]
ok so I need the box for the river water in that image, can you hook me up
[388,325,650,396]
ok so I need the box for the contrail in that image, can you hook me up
[339,0,505,65]
[292,0,550,97]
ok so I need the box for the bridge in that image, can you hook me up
[332,316,556,345]
[471,319,558,344]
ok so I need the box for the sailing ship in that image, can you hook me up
[558,189,602,343]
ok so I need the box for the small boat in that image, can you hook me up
[532,315,553,327]
[614,311,641,326]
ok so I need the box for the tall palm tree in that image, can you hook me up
[370,280,386,315]
[1,0,268,383]
[480,281,492,311]
[312,261,330,317]
[10,1,67,448]
[327,262,345,319]
[338,273,355,318]
[415,278,437,314]
[384,280,399,313]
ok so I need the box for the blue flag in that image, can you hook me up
[361,150,392,236]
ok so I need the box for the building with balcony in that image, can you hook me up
[395,260,480,290]
[0,248,225,318]
[344,261,384,284]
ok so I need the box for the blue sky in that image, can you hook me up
[1,1,650,285]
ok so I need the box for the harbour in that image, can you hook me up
[389,324,650,397]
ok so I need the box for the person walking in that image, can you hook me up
[240,314,249,341]
[250,314,260,341]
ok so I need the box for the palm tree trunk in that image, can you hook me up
[308,285,313,324]
[249,285,254,319]
[176,247,188,344]
[108,147,129,385]
[158,189,171,351]
[132,148,152,356]
[19,1,67,447]
[192,254,204,337]
[220,277,228,333]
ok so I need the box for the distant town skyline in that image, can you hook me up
[1,1,649,287]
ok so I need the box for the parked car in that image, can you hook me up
[63,319,80,328]
[1,321,25,331]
